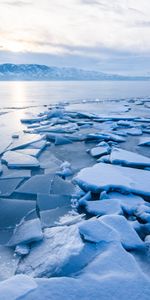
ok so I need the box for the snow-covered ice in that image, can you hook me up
[100,215,144,250]
[0,275,37,300]
[75,162,150,196]
[110,147,150,168]
[16,224,84,277]
[90,142,110,158]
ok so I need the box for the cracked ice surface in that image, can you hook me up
[1,96,150,299]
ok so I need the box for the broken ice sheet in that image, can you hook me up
[74,162,150,196]
[39,152,62,173]
[2,151,40,168]
[50,175,75,195]
[49,142,95,172]
[16,174,75,197]
[37,194,72,211]
[16,174,54,196]
[1,165,31,179]
[0,177,24,197]
[0,198,36,244]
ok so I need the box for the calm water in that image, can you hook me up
[0,81,150,108]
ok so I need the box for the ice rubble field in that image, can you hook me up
[1,98,150,299]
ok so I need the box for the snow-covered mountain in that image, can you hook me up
[0,64,149,81]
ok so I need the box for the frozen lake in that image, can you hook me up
[0,80,150,108]
[1,80,150,298]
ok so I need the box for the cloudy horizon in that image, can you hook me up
[0,0,150,75]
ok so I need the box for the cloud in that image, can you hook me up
[0,0,150,74]
[3,0,31,6]
[134,21,150,27]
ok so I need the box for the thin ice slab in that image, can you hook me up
[2,151,40,168]
[8,134,44,150]
[7,218,43,247]
[1,168,31,179]
[74,162,150,196]
[16,148,42,158]
[16,174,54,196]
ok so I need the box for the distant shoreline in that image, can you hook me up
[0,63,149,81]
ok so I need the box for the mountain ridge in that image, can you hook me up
[0,63,149,81]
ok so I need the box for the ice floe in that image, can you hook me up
[90,142,110,158]
[110,147,150,168]
[74,162,150,196]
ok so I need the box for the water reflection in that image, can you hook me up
[0,81,150,109]
[11,81,27,108]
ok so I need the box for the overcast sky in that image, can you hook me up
[0,0,150,75]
